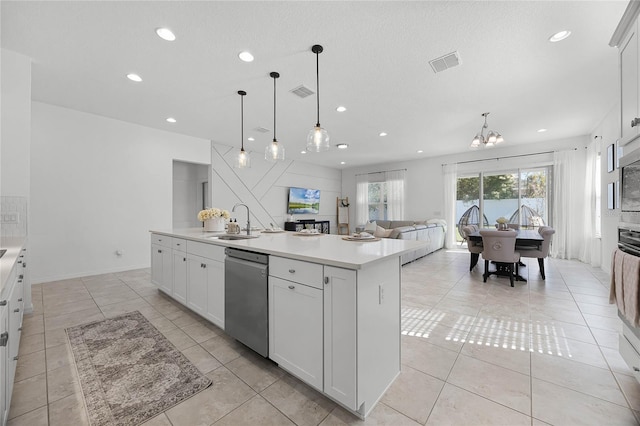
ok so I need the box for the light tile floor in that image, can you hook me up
[8,249,640,425]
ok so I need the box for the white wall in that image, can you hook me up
[211,144,341,231]
[592,104,620,273]
[30,102,211,283]
[342,135,586,230]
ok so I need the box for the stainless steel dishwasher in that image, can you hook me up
[224,247,269,357]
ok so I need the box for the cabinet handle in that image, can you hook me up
[0,300,6,306]
[17,298,22,302]
[18,327,22,331]
[634,367,640,372]
[183,258,186,262]
[17,260,22,264]
[19,275,23,279]
[288,285,295,290]
[632,118,640,128]
[0,332,7,347]
[158,249,162,253]
[14,308,20,313]
[288,269,295,274]
[13,356,18,361]
[203,264,207,269]
[324,276,329,285]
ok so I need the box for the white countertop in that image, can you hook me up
[0,236,27,297]
[151,228,427,269]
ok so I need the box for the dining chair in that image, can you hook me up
[462,225,482,271]
[479,229,520,287]
[517,226,555,279]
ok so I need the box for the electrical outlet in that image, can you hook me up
[1,213,19,224]
[379,284,385,304]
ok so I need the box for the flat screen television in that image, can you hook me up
[288,187,320,214]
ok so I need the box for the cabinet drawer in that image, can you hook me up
[270,256,323,289]
[172,238,187,252]
[151,234,172,247]
[187,241,225,261]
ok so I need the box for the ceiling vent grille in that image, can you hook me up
[254,126,270,133]
[290,85,315,98]
[429,51,461,73]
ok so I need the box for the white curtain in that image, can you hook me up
[551,148,588,260]
[385,170,405,220]
[443,163,457,249]
[356,174,369,226]
[581,142,598,266]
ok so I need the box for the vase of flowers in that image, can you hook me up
[198,208,230,232]
[496,216,509,230]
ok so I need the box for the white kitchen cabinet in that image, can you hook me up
[172,251,187,305]
[186,241,225,329]
[186,254,208,317]
[621,20,639,144]
[323,265,357,409]
[151,236,173,295]
[0,303,7,426]
[269,275,323,391]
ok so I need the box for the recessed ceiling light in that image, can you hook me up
[379,132,387,137]
[126,73,142,82]
[155,28,176,41]
[417,150,423,153]
[340,161,346,165]
[537,128,547,133]
[238,51,254,62]
[301,150,307,154]
[549,30,571,43]
[336,143,348,149]
[166,117,176,123]
[336,106,347,112]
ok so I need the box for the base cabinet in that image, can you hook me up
[151,243,173,295]
[269,276,323,391]
[172,252,187,305]
[323,266,357,409]
[186,254,208,317]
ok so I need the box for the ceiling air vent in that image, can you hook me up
[253,126,270,133]
[290,85,315,98]
[429,51,461,73]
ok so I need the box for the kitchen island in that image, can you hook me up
[150,228,427,419]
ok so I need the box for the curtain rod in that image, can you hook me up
[441,149,580,166]
[355,168,407,177]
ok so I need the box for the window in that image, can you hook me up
[368,181,388,221]
[356,170,405,224]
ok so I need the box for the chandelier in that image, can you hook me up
[470,112,504,149]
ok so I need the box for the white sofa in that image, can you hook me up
[364,219,446,264]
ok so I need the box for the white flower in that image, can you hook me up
[197,208,231,222]
[496,217,509,224]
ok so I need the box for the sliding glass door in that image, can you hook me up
[455,167,550,241]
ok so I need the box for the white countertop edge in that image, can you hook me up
[150,229,427,270]
[0,236,27,297]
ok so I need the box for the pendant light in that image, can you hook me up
[306,44,330,152]
[235,90,250,168]
[265,72,285,161]
[470,112,504,149]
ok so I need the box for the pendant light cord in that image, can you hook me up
[240,92,245,151]
[273,75,277,141]
[315,50,320,127]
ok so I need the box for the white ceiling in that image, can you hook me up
[1,1,629,168]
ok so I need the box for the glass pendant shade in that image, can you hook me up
[306,125,330,152]
[235,148,250,168]
[495,134,504,144]
[265,139,285,161]
[469,112,504,149]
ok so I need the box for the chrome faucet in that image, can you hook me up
[232,203,251,235]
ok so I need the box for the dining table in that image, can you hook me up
[466,229,544,281]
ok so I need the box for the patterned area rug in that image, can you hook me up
[66,311,212,426]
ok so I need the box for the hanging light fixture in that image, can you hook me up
[235,90,251,168]
[306,44,330,152]
[470,112,504,149]
[265,72,285,161]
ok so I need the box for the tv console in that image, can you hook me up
[284,220,330,234]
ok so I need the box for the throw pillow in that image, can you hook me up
[374,225,393,238]
[364,221,377,233]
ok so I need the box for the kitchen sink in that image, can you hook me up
[211,234,260,240]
